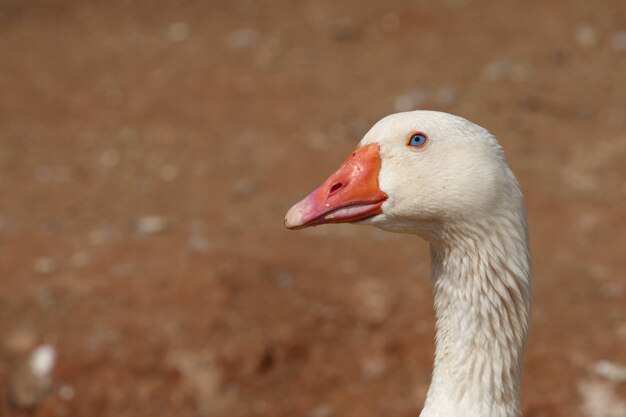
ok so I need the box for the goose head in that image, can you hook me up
[285,111,531,417]
[285,110,522,240]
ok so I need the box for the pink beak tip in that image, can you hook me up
[284,199,309,230]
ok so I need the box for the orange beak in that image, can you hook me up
[285,143,388,230]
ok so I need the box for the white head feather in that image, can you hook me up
[286,111,531,417]
[359,111,524,241]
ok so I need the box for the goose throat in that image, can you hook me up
[421,218,531,417]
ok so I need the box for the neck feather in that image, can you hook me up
[420,213,531,417]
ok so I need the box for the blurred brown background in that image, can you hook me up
[0,0,625,416]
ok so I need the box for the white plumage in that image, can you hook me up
[286,111,531,417]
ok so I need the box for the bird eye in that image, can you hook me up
[407,132,428,148]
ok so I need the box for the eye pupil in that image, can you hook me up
[409,133,427,147]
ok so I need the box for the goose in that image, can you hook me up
[285,111,531,417]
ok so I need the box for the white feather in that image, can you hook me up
[359,111,531,417]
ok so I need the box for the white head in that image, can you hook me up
[286,112,531,417]
[285,110,524,241]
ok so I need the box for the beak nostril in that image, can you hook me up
[329,182,343,196]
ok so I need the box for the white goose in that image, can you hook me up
[285,111,531,417]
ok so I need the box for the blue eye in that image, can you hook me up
[407,132,428,148]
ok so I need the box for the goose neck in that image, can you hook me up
[421,218,531,417]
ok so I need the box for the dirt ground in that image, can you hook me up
[0,0,625,416]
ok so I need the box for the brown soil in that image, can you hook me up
[0,1,625,416]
